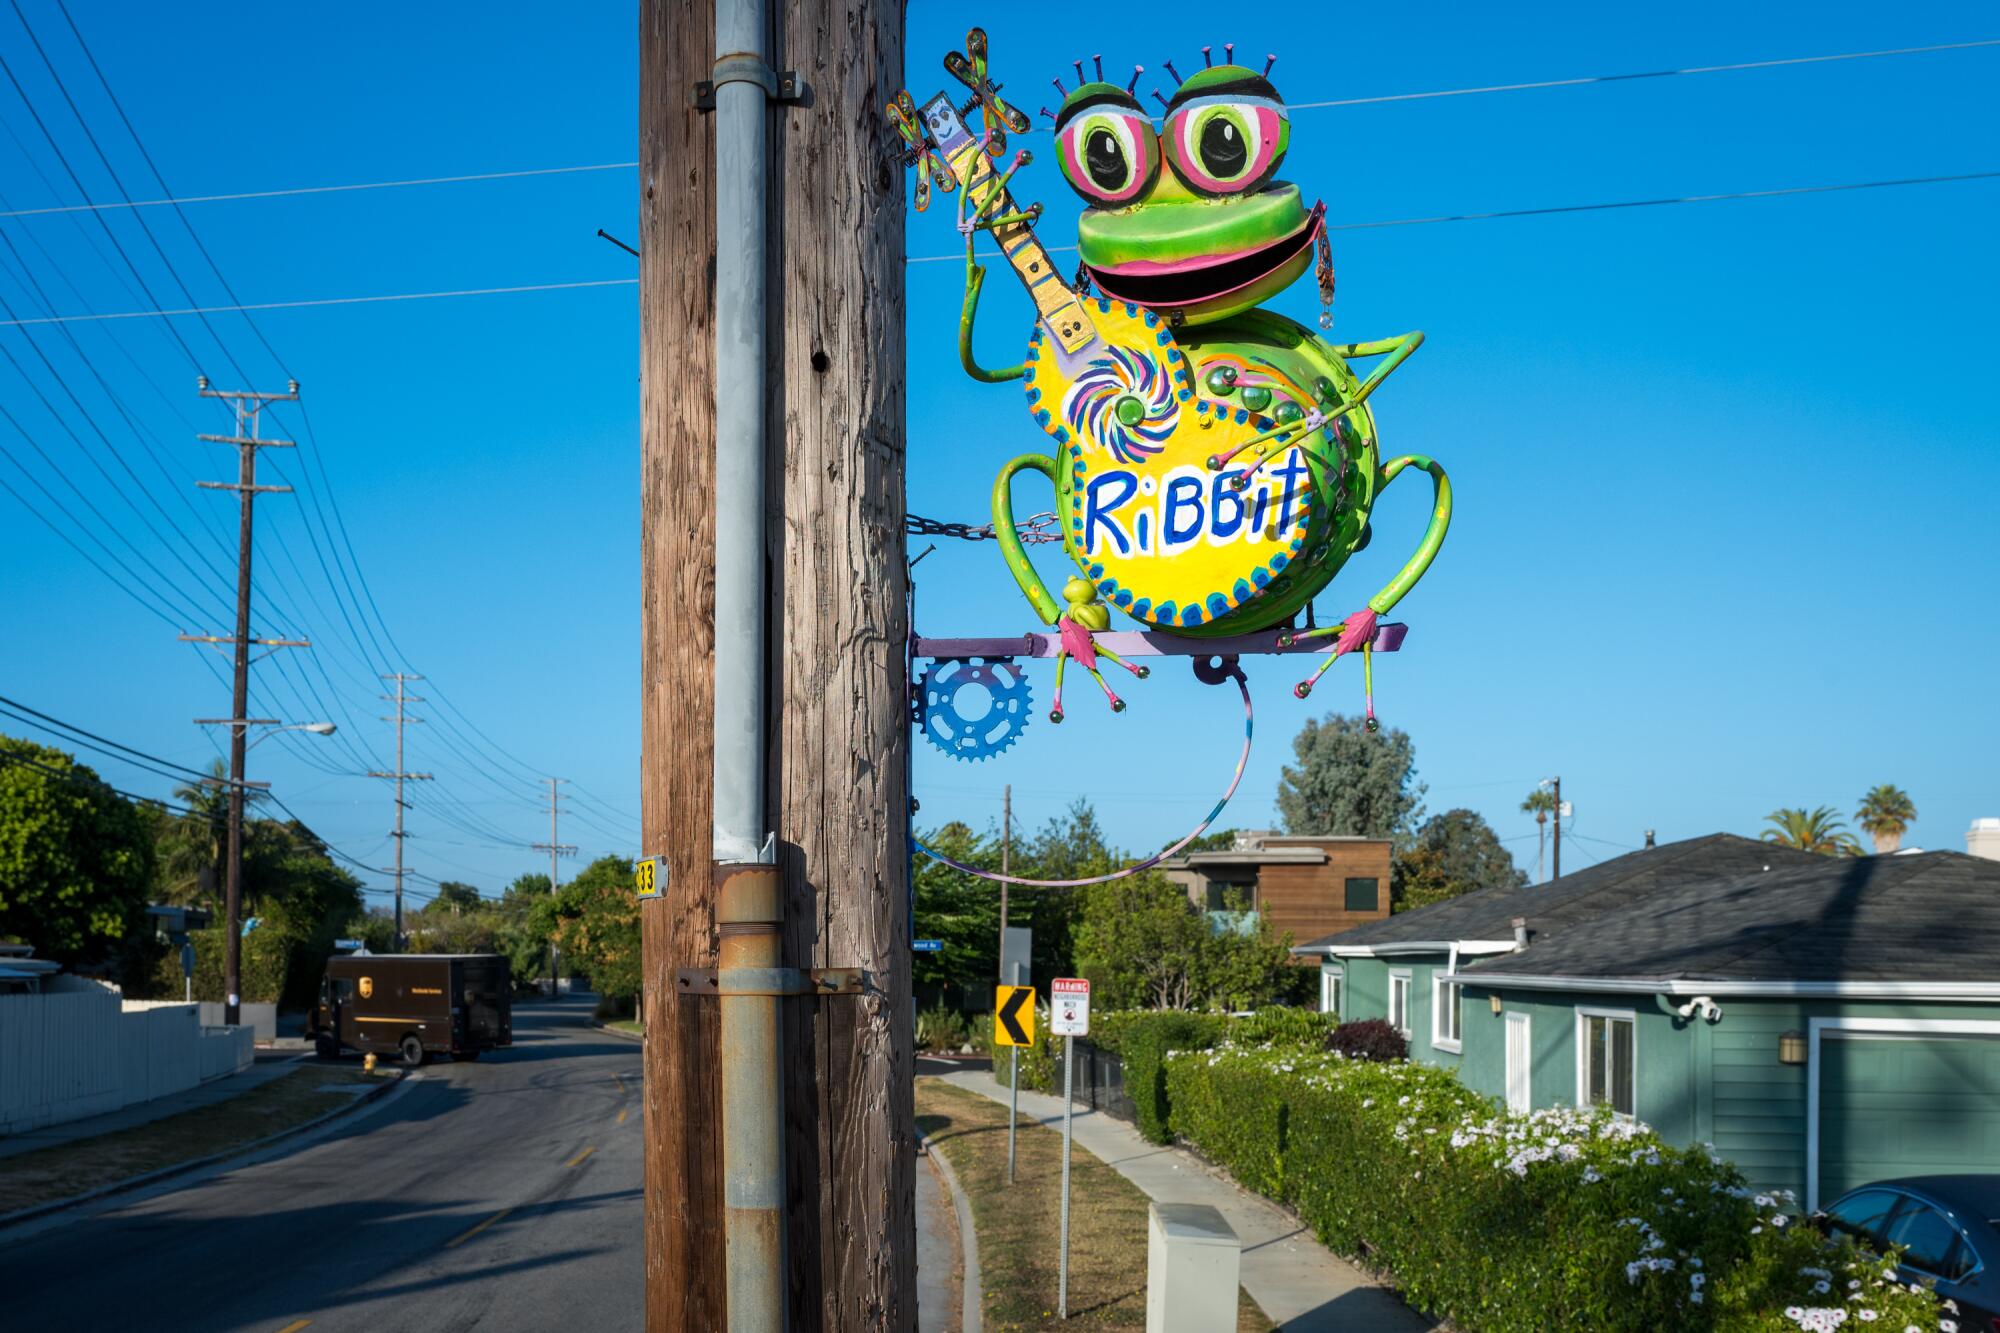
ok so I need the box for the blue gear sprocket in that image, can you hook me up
[918,657,1032,762]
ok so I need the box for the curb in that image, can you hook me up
[592,1021,644,1043]
[0,1068,407,1233]
[917,1124,983,1333]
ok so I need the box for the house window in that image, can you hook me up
[1576,1008,1636,1117]
[1319,965,1343,1017]
[1388,970,1413,1036]
[1431,974,1462,1052]
[1344,877,1379,912]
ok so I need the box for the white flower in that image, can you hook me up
[1773,1213,1791,1226]
[1857,1313,1877,1324]
[1940,1321,1958,1333]
[1813,1280,1832,1294]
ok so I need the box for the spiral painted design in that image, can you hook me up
[1061,345,1178,465]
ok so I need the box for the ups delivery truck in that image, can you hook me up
[308,954,512,1065]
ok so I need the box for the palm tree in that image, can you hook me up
[1761,806,1864,857]
[157,760,249,904]
[1521,788,1557,883]
[1855,784,1917,855]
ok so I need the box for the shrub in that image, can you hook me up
[1159,1045,1940,1333]
[1112,1011,1230,1143]
[1328,1017,1408,1062]
[915,1003,970,1052]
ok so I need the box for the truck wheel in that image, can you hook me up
[400,1035,427,1067]
[314,1035,338,1060]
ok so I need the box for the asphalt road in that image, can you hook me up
[0,1000,642,1333]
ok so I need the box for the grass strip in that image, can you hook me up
[916,1077,1272,1332]
[0,1063,381,1213]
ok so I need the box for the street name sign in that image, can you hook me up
[994,984,1036,1047]
[1050,977,1090,1036]
[913,939,944,953]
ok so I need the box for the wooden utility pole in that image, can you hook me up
[185,379,304,1026]
[368,673,433,949]
[638,0,724,1323]
[773,1,913,1322]
[639,1,912,1327]
[531,777,576,990]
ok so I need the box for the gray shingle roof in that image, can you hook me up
[1465,849,2000,983]
[1295,833,1821,954]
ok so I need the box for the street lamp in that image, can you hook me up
[247,720,337,749]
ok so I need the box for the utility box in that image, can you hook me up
[1146,1202,1240,1333]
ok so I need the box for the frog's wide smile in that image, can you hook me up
[1085,203,1323,313]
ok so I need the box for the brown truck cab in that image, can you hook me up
[309,954,512,1065]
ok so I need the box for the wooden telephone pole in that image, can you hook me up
[639,1,912,1327]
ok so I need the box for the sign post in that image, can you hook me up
[998,928,1031,1183]
[1051,977,1090,1318]
[994,981,1036,1185]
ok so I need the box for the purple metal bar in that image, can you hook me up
[912,622,1407,660]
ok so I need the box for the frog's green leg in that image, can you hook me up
[1325,330,1424,423]
[960,259,1027,383]
[1288,453,1452,659]
[1366,453,1452,616]
[991,453,1063,624]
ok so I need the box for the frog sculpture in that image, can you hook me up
[894,33,1451,739]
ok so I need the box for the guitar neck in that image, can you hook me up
[920,94,1096,355]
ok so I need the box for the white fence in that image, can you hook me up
[0,979,254,1137]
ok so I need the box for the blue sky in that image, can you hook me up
[0,2,1994,905]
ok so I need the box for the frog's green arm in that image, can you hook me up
[1327,330,1424,422]
[990,453,1062,624]
[960,258,1027,383]
[1365,453,1452,615]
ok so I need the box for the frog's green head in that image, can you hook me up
[1054,61,1318,326]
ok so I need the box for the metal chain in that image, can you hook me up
[1316,227,1336,330]
[906,510,1061,544]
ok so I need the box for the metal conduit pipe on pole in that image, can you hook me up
[712,0,783,1326]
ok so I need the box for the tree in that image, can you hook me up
[433,880,483,914]
[1761,806,1863,857]
[1520,787,1557,883]
[1071,872,1295,1011]
[1394,808,1527,913]
[911,820,1002,1005]
[0,735,155,964]
[154,760,234,906]
[1276,713,1425,842]
[549,855,641,1000]
[1855,785,1916,855]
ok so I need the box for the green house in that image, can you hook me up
[1294,834,2000,1209]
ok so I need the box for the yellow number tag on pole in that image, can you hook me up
[635,858,663,900]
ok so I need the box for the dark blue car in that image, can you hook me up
[1820,1176,2000,1329]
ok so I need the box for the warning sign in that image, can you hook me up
[1050,977,1089,1037]
[994,984,1036,1047]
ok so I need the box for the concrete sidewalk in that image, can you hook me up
[937,1069,1435,1332]
[0,1057,305,1161]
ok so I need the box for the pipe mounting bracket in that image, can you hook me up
[675,966,864,997]
[694,56,807,111]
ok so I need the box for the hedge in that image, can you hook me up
[1161,1044,1942,1332]
[152,926,291,1004]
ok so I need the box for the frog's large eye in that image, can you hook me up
[1053,95,1157,207]
[1162,91,1287,197]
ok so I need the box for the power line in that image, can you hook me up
[1285,38,2000,111]
[0,693,217,781]
[0,34,1988,221]
[0,746,201,816]
[0,279,638,328]
[909,169,2000,262]
[0,161,640,219]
